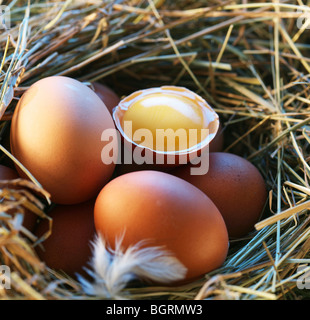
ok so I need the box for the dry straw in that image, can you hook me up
[0,0,310,300]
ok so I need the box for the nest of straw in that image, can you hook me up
[1,0,310,300]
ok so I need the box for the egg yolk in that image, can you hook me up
[122,93,206,152]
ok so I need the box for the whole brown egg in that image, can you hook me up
[0,164,19,181]
[10,76,118,205]
[35,199,96,277]
[92,82,120,115]
[94,170,229,282]
[209,121,224,152]
[171,152,268,238]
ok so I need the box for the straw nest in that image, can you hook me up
[1,0,310,300]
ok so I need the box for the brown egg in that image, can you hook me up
[113,86,219,167]
[115,122,223,176]
[115,142,172,176]
[0,164,37,231]
[0,164,20,181]
[10,76,118,205]
[94,170,228,282]
[209,121,224,152]
[171,152,267,238]
[92,82,120,115]
[35,199,96,277]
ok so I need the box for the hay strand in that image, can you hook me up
[1,0,310,300]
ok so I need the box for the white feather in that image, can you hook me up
[77,234,187,299]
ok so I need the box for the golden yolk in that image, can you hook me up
[122,93,206,152]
